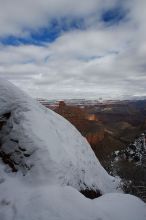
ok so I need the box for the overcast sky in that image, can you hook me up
[0,0,146,99]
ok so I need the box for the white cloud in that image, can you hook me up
[0,0,117,37]
[0,0,146,99]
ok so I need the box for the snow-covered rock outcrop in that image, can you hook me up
[0,79,119,193]
[0,79,146,220]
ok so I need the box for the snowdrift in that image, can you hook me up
[0,79,119,193]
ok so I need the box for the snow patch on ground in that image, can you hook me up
[0,160,146,220]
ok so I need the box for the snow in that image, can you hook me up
[0,161,146,220]
[94,193,146,220]
[0,79,146,220]
[0,79,119,193]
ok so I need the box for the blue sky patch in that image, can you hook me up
[0,17,85,46]
[101,6,128,25]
